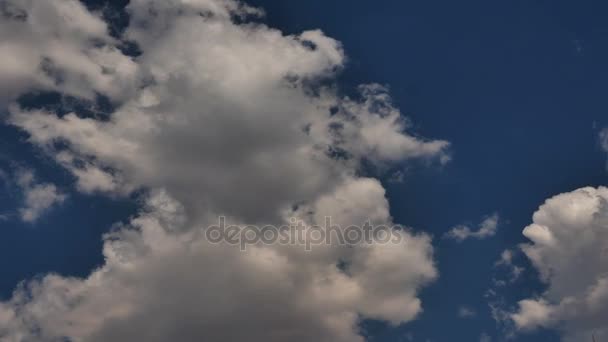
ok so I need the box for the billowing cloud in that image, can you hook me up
[7,0,448,222]
[0,0,137,105]
[444,213,499,242]
[0,187,437,342]
[0,0,449,341]
[511,187,608,342]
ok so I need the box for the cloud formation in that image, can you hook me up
[444,213,499,242]
[0,0,137,105]
[493,249,524,285]
[511,187,608,342]
[0,0,449,341]
[15,169,66,222]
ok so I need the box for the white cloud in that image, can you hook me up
[494,249,524,284]
[0,186,437,342]
[15,169,66,222]
[511,187,608,342]
[496,249,514,265]
[8,12,449,221]
[444,213,499,242]
[511,299,555,329]
[0,0,449,341]
[0,0,137,105]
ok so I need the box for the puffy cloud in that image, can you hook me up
[330,84,449,165]
[444,213,499,242]
[0,0,448,341]
[0,0,138,105]
[7,0,448,223]
[15,168,66,222]
[0,187,437,342]
[10,3,446,221]
[511,299,555,329]
[511,187,608,341]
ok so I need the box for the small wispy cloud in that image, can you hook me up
[458,306,477,318]
[600,127,608,170]
[600,127,608,152]
[16,169,66,223]
[479,332,492,342]
[494,249,524,285]
[444,213,499,242]
[387,170,405,183]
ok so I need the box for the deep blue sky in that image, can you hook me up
[243,1,608,340]
[2,0,608,341]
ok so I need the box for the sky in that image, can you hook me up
[1,0,608,341]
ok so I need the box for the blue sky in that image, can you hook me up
[246,1,608,340]
[1,0,608,341]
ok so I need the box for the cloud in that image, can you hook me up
[493,249,524,285]
[458,306,476,318]
[600,128,608,169]
[444,213,499,242]
[510,187,608,342]
[387,170,405,183]
[7,8,449,222]
[15,168,66,222]
[479,332,492,342]
[600,128,608,152]
[0,0,449,341]
[0,0,137,105]
[0,187,437,342]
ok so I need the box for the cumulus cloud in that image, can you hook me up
[444,213,499,242]
[0,188,437,342]
[511,187,608,342]
[0,0,449,341]
[0,0,137,105]
[15,168,66,222]
[7,3,448,222]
